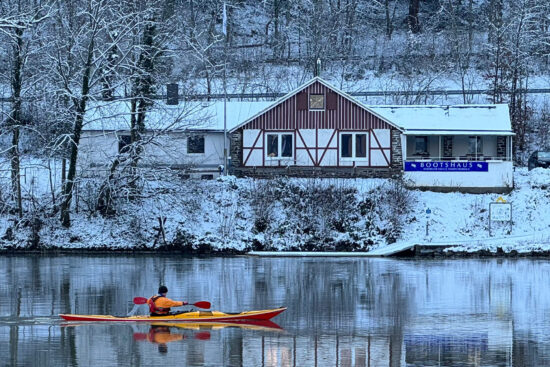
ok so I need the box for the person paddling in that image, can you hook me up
[147,286,188,316]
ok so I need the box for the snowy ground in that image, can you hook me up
[0,163,549,254]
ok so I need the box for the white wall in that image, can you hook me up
[404,161,514,189]
[79,131,226,169]
[243,129,262,166]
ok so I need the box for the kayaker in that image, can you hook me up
[147,325,184,353]
[147,285,188,316]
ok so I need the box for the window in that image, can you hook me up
[468,136,482,155]
[309,94,324,110]
[340,133,368,159]
[414,136,428,154]
[187,135,205,154]
[118,135,131,153]
[266,133,293,159]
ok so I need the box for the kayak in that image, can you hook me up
[59,307,286,323]
[150,319,283,331]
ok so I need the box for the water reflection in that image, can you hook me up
[132,325,210,354]
[1,255,550,366]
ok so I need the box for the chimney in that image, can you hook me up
[314,58,321,77]
[166,83,179,105]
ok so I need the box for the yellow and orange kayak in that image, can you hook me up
[59,307,286,323]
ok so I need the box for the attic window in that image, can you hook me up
[309,94,324,110]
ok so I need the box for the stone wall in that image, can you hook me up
[232,166,398,178]
[390,129,403,170]
[443,136,453,158]
[230,130,242,172]
[497,136,506,158]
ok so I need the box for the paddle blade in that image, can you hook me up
[194,331,211,340]
[133,297,148,305]
[192,301,211,309]
[133,332,148,341]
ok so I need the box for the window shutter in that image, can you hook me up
[326,91,337,110]
[297,91,308,110]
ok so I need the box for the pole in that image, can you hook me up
[223,63,227,175]
[223,3,228,175]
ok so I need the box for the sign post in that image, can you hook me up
[425,208,431,237]
[489,197,512,236]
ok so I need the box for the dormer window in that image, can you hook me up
[309,94,324,110]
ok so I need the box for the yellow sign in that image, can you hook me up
[496,196,507,203]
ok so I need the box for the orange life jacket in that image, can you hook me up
[149,295,170,315]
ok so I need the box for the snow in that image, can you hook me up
[82,100,272,132]
[369,104,514,135]
[0,163,549,254]
[81,79,514,139]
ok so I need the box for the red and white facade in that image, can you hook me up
[230,78,401,176]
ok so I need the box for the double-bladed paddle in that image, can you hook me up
[133,297,211,309]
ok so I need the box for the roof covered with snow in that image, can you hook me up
[368,104,514,135]
[81,93,513,136]
[82,100,272,132]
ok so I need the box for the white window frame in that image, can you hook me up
[265,132,294,160]
[340,132,369,161]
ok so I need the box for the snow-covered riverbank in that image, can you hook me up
[0,166,549,255]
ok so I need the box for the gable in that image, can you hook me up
[230,77,400,132]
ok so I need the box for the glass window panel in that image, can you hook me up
[187,135,204,154]
[267,134,278,157]
[468,136,482,155]
[356,134,367,158]
[415,136,427,154]
[476,137,483,154]
[309,94,324,109]
[341,134,352,158]
[281,134,293,157]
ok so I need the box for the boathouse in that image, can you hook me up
[229,77,514,192]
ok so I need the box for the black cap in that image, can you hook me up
[158,285,168,294]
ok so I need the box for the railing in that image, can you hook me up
[406,155,512,161]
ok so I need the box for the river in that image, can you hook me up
[1,255,550,366]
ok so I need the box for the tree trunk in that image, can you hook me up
[385,0,394,39]
[407,0,421,33]
[9,26,24,219]
[60,36,95,228]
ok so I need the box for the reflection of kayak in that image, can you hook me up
[59,307,286,322]
[152,319,283,332]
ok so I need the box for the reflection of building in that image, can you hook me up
[236,314,513,367]
[242,334,396,367]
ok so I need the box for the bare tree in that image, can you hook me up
[0,1,53,219]
[52,0,138,227]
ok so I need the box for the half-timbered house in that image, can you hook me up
[229,77,403,178]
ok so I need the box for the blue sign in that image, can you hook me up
[426,208,431,214]
[405,161,488,172]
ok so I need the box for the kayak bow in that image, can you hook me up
[59,307,286,323]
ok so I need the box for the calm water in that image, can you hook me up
[1,255,550,366]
